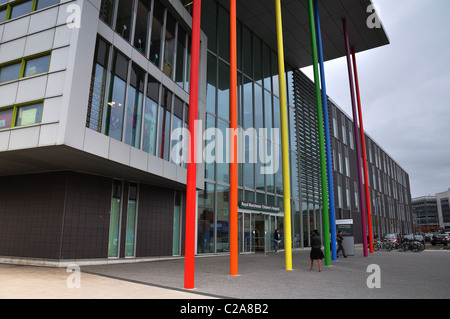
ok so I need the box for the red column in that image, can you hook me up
[352,47,374,254]
[184,0,202,290]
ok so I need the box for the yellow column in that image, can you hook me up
[275,0,292,271]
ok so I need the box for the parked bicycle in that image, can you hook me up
[398,240,423,252]
[373,240,393,251]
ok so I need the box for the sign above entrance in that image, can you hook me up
[239,201,281,213]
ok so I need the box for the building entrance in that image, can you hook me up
[238,212,284,253]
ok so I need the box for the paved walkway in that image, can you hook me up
[1,247,449,299]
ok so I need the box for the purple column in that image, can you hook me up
[343,19,368,257]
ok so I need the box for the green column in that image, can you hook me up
[307,0,331,266]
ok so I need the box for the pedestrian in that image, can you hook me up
[336,230,347,258]
[310,229,324,272]
[274,228,281,253]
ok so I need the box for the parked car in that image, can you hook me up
[431,234,448,246]
[384,233,400,243]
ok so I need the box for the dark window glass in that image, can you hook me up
[163,12,176,78]
[206,53,216,115]
[0,62,21,83]
[242,26,252,77]
[99,0,115,26]
[115,0,133,42]
[201,0,216,53]
[158,86,172,160]
[9,0,32,20]
[175,26,186,88]
[146,74,159,102]
[24,55,51,77]
[35,0,59,10]
[217,5,229,62]
[253,35,262,85]
[149,0,164,67]
[133,0,151,55]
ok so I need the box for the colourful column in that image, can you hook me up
[184,0,202,289]
[352,47,374,254]
[274,0,293,271]
[229,0,238,276]
[342,19,368,257]
[307,0,331,266]
[313,0,337,261]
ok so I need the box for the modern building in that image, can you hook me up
[0,0,412,265]
[436,190,450,232]
[412,196,439,233]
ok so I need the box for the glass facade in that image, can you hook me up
[89,0,191,164]
[88,0,413,257]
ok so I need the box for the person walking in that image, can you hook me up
[336,230,347,258]
[310,230,324,272]
[274,228,281,253]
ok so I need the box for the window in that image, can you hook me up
[149,0,164,67]
[99,0,115,26]
[133,0,151,55]
[0,8,6,22]
[24,55,51,77]
[0,101,43,129]
[87,38,110,132]
[142,75,159,155]
[35,0,59,10]
[175,26,186,88]
[0,62,21,83]
[105,50,129,141]
[158,86,172,160]
[9,0,33,20]
[0,53,51,84]
[0,0,59,22]
[125,183,138,257]
[124,63,144,148]
[16,102,43,126]
[0,108,13,129]
[163,12,176,78]
[115,0,133,41]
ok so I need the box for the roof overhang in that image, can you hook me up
[216,0,389,69]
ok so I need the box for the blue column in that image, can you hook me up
[314,0,337,261]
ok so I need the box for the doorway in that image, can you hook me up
[238,212,283,253]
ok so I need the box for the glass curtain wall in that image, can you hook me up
[198,0,301,254]
[88,0,192,162]
[98,0,191,86]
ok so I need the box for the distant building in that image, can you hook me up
[412,196,439,233]
[436,190,450,232]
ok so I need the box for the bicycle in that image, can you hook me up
[398,240,421,252]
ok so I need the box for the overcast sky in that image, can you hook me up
[301,0,450,199]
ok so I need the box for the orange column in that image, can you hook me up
[229,0,238,276]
